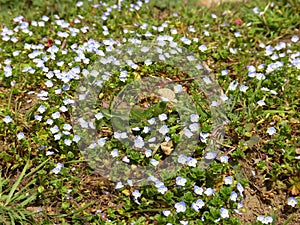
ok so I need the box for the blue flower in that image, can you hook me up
[162,210,171,217]
[204,187,214,196]
[132,190,141,199]
[220,208,229,218]
[115,181,124,189]
[287,197,298,207]
[190,114,199,123]
[52,163,64,174]
[17,132,25,140]
[224,176,233,185]
[237,183,244,197]
[230,191,238,202]
[228,80,239,91]
[221,70,229,76]
[220,156,229,163]
[291,35,299,43]
[176,177,187,186]
[159,125,169,135]
[266,127,276,136]
[134,136,144,148]
[191,199,205,212]
[3,115,13,124]
[175,201,186,213]
[194,185,204,195]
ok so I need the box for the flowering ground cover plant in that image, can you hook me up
[0,0,299,224]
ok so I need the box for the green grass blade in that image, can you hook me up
[5,161,29,206]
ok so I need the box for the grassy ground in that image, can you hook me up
[0,0,299,224]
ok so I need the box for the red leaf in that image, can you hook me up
[235,18,243,25]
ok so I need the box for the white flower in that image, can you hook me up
[180,37,191,45]
[148,117,156,125]
[199,44,207,52]
[115,181,124,189]
[111,149,119,158]
[132,190,141,199]
[95,112,104,120]
[228,80,238,91]
[187,157,197,167]
[54,133,62,140]
[143,126,150,133]
[174,84,183,93]
[264,216,273,224]
[157,185,168,194]
[194,185,204,195]
[287,197,298,207]
[266,127,276,136]
[122,156,130,163]
[205,152,217,160]
[63,124,72,131]
[224,176,233,185]
[176,177,187,186]
[34,115,43,121]
[134,136,144,148]
[253,7,260,14]
[52,112,60,119]
[3,115,13,124]
[291,35,299,43]
[178,154,187,164]
[200,132,209,143]
[145,149,152,157]
[229,48,237,54]
[234,32,242,37]
[190,114,199,123]
[144,59,152,66]
[257,215,265,222]
[158,113,168,121]
[188,26,195,32]
[211,13,217,19]
[150,159,159,166]
[46,151,55,156]
[170,28,177,35]
[220,156,229,163]
[174,202,186,213]
[237,183,244,197]
[37,105,47,113]
[76,1,83,7]
[72,135,81,143]
[159,125,169,135]
[204,188,214,196]
[50,125,59,134]
[220,208,229,218]
[230,191,238,201]
[203,30,209,36]
[221,70,229,76]
[97,138,106,147]
[162,210,171,217]
[183,128,193,138]
[17,132,25,140]
[257,100,266,106]
[188,123,199,133]
[52,163,64,174]
[192,199,205,212]
[64,139,72,146]
[257,215,273,224]
[239,85,249,93]
[256,73,266,80]
[220,94,229,101]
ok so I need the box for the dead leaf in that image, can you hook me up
[160,141,174,155]
[157,88,176,102]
